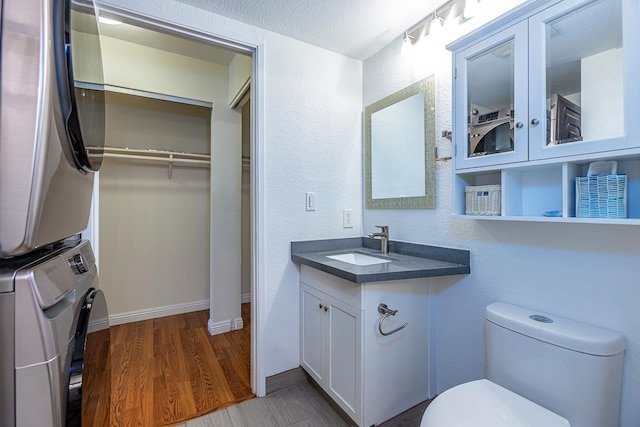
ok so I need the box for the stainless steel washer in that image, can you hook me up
[0,238,110,426]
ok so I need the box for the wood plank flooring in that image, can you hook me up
[109,303,253,426]
[95,302,430,427]
[180,381,432,427]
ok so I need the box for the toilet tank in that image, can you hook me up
[485,302,625,427]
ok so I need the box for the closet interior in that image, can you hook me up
[98,91,213,321]
[77,17,253,330]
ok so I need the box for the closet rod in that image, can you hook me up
[103,153,210,166]
[102,147,210,179]
[104,146,210,161]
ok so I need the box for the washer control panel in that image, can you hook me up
[28,241,97,309]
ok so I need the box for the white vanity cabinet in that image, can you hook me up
[299,265,430,427]
[449,0,640,223]
[301,281,362,422]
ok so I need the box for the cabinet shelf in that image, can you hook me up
[454,214,640,225]
[454,157,640,223]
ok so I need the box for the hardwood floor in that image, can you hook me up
[109,303,253,426]
[93,302,430,427]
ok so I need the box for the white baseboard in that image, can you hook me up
[241,293,252,304]
[108,299,209,326]
[208,316,244,336]
[88,317,110,334]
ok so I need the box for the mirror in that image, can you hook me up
[365,76,435,209]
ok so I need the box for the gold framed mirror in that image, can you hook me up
[364,76,436,209]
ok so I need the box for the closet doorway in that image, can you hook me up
[83,11,258,420]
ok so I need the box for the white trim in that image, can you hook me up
[241,292,252,304]
[229,76,251,109]
[88,317,109,334]
[108,299,209,326]
[208,318,231,335]
[233,316,244,330]
[208,316,245,336]
[252,42,267,397]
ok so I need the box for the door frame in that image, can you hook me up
[88,3,267,396]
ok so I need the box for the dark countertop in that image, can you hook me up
[291,237,470,283]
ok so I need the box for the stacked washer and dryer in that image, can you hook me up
[1,0,110,425]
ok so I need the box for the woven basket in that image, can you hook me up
[465,185,501,216]
[576,174,627,218]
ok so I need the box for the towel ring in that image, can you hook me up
[377,303,408,336]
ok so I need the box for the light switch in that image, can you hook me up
[343,209,353,228]
[305,192,316,211]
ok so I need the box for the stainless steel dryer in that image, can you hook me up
[0,0,105,258]
[0,238,110,427]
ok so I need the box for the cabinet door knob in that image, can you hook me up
[530,118,540,126]
[324,306,328,312]
[515,122,524,129]
[319,303,324,309]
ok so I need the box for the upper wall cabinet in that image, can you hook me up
[450,0,639,170]
[453,21,529,169]
[447,0,640,224]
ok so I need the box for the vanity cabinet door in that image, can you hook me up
[300,280,363,425]
[527,0,637,160]
[326,296,362,423]
[454,21,529,170]
[300,284,325,385]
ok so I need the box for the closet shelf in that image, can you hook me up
[102,147,210,178]
[76,81,213,108]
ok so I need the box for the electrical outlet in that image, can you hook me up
[343,209,353,228]
[305,192,316,211]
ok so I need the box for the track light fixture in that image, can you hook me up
[401,0,482,49]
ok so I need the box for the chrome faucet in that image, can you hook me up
[368,225,389,255]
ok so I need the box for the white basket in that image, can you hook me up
[576,174,627,218]
[465,184,501,216]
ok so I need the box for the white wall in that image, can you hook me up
[229,53,252,106]
[99,0,364,378]
[101,35,222,103]
[99,162,211,317]
[363,7,640,427]
[98,93,212,320]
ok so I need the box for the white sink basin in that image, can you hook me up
[326,252,392,266]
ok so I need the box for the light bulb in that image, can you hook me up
[401,31,414,55]
[429,13,443,41]
[463,0,480,20]
[98,16,122,25]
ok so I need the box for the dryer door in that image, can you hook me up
[54,0,105,172]
[66,288,110,427]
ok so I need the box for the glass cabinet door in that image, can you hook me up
[454,21,529,169]
[529,0,630,160]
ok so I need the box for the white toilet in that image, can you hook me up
[421,302,626,427]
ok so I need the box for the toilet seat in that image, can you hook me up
[420,379,570,427]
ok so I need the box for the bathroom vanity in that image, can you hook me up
[291,238,469,427]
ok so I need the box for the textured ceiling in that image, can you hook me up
[174,0,444,60]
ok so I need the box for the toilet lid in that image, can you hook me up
[420,379,570,427]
